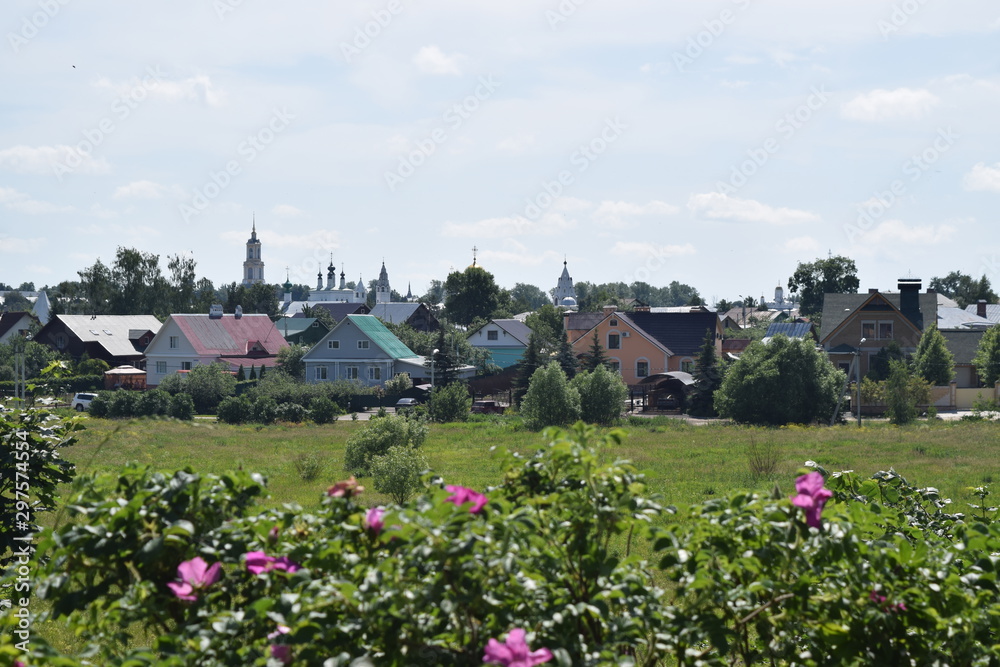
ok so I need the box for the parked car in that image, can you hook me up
[470,400,505,415]
[395,398,419,411]
[72,392,98,412]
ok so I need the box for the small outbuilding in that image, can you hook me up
[104,365,147,390]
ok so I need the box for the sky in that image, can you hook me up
[2,1,1000,307]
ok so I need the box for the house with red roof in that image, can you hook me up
[143,307,288,387]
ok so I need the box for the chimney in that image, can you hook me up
[868,288,878,294]
[603,305,616,317]
[897,278,922,330]
[235,305,243,320]
[978,299,987,319]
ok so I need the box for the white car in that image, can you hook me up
[72,392,98,411]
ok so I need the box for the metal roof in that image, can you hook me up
[468,319,533,346]
[937,307,993,330]
[820,292,937,341]
[764,322,817,340]
[626,311,720,357]
[46,314,162,357]
[170,314,288,356]
[346,315,420,360]
[939,329,985,365]
[965,303,1000,324]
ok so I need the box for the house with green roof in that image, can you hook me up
[302,314,451,387]
[277,317,330,346]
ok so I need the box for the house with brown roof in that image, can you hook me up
[143,307,288,386]
[0,312,36,344]
[34,314,161,368]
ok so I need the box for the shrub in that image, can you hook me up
[136,389,171,417]
[292,452,325,482]
[184,363,237,414]
[156,373,186,396]
[216,396,251,424]
[344,414,427,476]
[885,360,931,425]
[371,445,427,504]
[106,391,138,419]
[251,397,278,425]
[571,364,628,425]
[520,362,580,430]
[88,392,111,418]
[427,382,472,423]
[169,393,195,420]
[309,397,339,425]
[275,402,307,423]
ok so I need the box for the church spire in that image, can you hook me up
[242,217,263,286]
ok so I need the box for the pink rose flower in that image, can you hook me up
[483,628,552,667]
[445,485,488,514]
[270,644,292,665]
[791,471,832,528]
[166,556,222,601]
[244,550,302,575]
[364,507,385,534]
[327,476,364,498]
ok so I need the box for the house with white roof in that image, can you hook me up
[34,314,161,367]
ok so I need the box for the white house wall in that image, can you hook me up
[144,318,213,387]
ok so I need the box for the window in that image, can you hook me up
[55,333,66,349]
[680,359,694,373]
[315,366,328,380]
[368,367,382,381]
[838,362,851,373]
[636,361,649,378]
[861,321,875,340]
[608,333,621,350]
[610,319,618,326]
[608,361,621,373]
[169,336,179,349]
[156,361,167,374]
[181,361,192,371]
[345,367,359,380]
[358,340,370,350]
[878,321,893,340]
[487,330,499,341]
[328,340,340,349]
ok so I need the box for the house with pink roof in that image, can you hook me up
[144,307,288,386]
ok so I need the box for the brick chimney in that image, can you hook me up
[978,299,988,319]
[602,305,617,317]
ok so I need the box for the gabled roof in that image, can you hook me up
[0,312,35,339]
[820,291,937,341]
[345,315,419,360]
[169,314,288,356]
[937,307,993,330]
[468,319,532,346]
[626,311,720,357]
[939,328,985,365]
[965,303,1000,324]
[565,312,607,339]
[42,314,163,357]
[368,303,423,324]
[277,318,327,336]
[764,322,818,340]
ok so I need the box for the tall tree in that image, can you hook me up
[443,266,503,326]
[579,331,609,372]
[866,341,906,382]
[912,324,955,386]
[973,326,1000,388]
[509,283,550,312]
[513,333,545,407]
[929,271,998,309]
[429,329,459,387]
[525,304,564,353]
[167,253,197,314]
[77,259,114,314]
[787,255,860,318]
[688,330,722,417]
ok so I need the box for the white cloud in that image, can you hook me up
[863,219,957,245]
[782,236,821,254]
[0,187,74,215]
[412,46,464,76]
[963,163,1000,192]
[112,180,180,200]
[840,87,940,122]
[272,204,307,218]
[442,212,576,238]
[0,145,110,175]
[496,134,536,154]
[0,234,45,254]
[480,240,562,267]
[220,229,339,250]
[687,193,820,225]
[593,200,679,228]
[610,241,696,258]
[726,54,761,65]
[95,73,226,107]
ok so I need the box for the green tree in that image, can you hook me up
[525,304,564,352]
[167,253,197,314]
[428,329,460,387]
[443,265,504,326]
[520,362,581,430]
[912,324,955,386]
[2,290,32,312]
[344,414,427,476]
[715,335,844,425]
[973,325,1000,388]
[570,364,627,425]
[182,362,237,413]
[688,330,722,417]
[427,381,472,423]
[236,365,246,382]
[276,344,309,381]
[509,283,550,312]
[556,333,578,380]
[371,445,427,504]
[867,341,906,382]
[884,360,931,425]
[300,304,336,329]
[929,271,998,309]
[787,255,860,318]
[579,331,609,372]
[383,372,413,395]
[512,333,545,407]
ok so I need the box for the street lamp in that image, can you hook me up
[856,338,866,427]
[431,348,439,390]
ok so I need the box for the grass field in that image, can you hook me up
[61,414,1000,514]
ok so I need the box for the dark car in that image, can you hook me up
[395,398,419,411]
[470,400,505,415]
